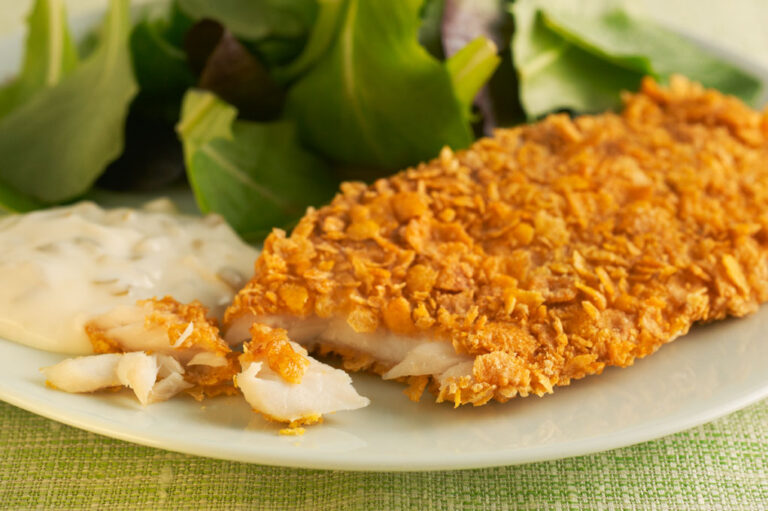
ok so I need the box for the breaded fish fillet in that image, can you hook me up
[225,76,768,406]
[44,297,237,404]
[45,297,369,423]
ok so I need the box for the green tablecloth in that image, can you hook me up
[0,399,766,510]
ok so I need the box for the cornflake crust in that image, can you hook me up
[235,323,369,424]
[46,297,368,429]
[241,324,310,384]
[86,296,238,399]
[87,297,228,355]
[227,76,768,406]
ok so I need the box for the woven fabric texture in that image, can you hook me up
[0,399,765,511]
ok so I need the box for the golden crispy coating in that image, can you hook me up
[267,414,323,429]
[183,352,240,400]
[85,323,122,355]
[227,76,768,405]
[241,324,310,384]
[141,297,230,356]
[86,297,230,356]
[86,297,236,397]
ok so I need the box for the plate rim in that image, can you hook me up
[0,335,766,471]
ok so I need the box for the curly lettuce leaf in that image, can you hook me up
[0,0,137,206]
[513,0,763,119]
[287,0,498,172]
[177,90,336,240]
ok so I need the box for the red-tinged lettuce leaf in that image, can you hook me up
[440,0,524,133]
[441,0,508,57]
[184,19,225,75]
[185,20,285,121]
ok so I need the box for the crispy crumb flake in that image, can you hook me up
[279,427,306,436]
[264,413,323,428]
[403,375,430,402]
[243,324,309,384]
[140,297,229,356]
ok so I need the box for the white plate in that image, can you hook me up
[1,311,768,471]
[1,5,767,472]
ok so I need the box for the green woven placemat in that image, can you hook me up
[0,399,765,510]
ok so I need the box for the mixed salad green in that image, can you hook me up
[0,0,763,240]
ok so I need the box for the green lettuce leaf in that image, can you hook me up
[95,5,195,192]
[130,11,195,119]
[418,0,445,59]
[177,89,238,165]
[0,0,79,118]
[177,90,336,240]
[512,0,640,118]
[0,0,137,207]
[287,0,497,172]
[177,0,317,42]
[513,0,763,119]
[446,36,500,115]
[0,181,44,213]
[274,0,346,83]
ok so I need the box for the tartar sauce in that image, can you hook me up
[0,201,259,354]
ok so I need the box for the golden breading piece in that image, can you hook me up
[241,324,310,384]
[44,297,369,421]
[225,76,768,406]
[86,297,238,399]
[235,323,369,424]
[43,297,238,405]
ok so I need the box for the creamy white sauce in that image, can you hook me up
[0,201,259,354]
